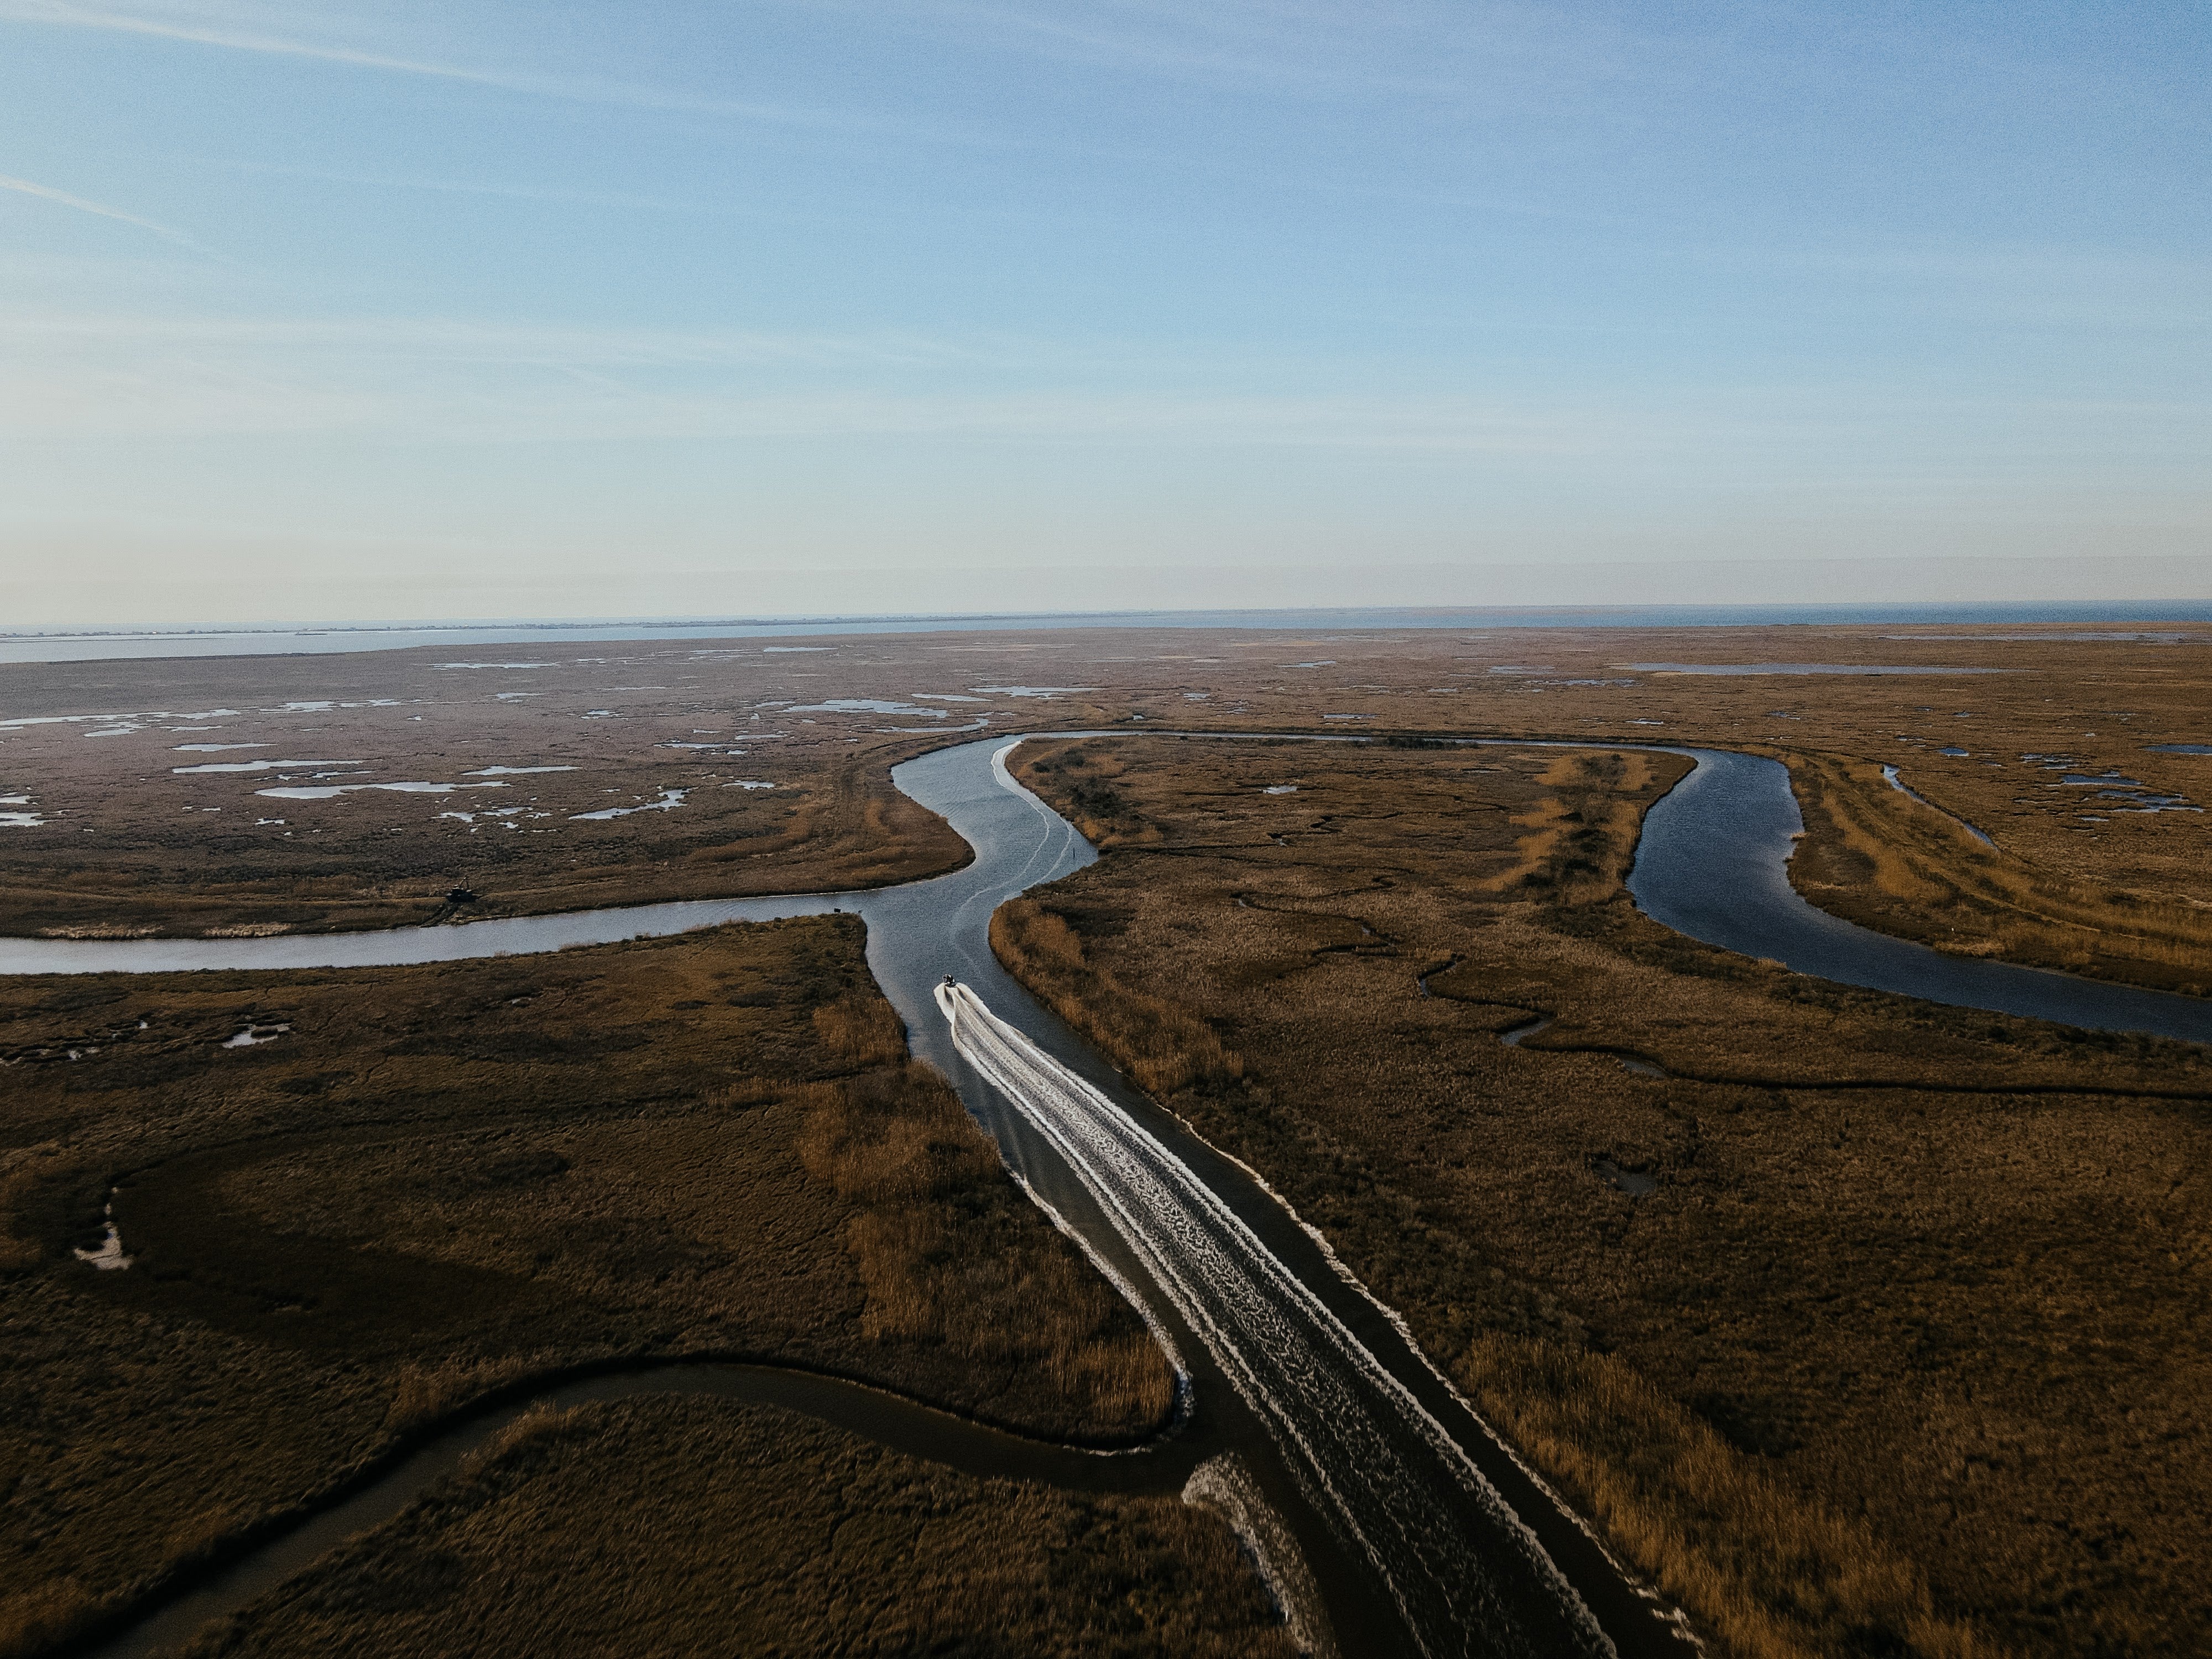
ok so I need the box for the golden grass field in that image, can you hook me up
[1001,733,2211,1659]
[1786,749,2212,993]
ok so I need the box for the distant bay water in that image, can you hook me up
[6,602,2212,666]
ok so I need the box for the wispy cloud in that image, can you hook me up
[778,0,1663,107]
[0,0,971,142]
[11,303,2203,495]
[0,170,201,247]
[1,0,505,81]
[218,159,731,219]
[0,305,1672,453]
[0,312,995,371]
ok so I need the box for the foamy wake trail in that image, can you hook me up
[937,982,1613,1659]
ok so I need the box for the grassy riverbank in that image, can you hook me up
[1000,735,2212,1659]
[1786,748,2212,995]
[0,917,1204,1656]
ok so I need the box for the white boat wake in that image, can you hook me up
[937,980,1613,1659]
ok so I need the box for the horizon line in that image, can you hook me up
[10,597,2212,641]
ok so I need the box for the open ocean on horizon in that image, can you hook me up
[6,601,2211,665]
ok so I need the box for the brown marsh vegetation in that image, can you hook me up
[7,619,2211,1653]
[1787,749,2212,994]
[0,646,973,938]
[0,918,1191,1656]
[166,1398,1293,1659]
[1002,735,2212,1659]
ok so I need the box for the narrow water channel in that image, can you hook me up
[1620,744,2212,1044]
[23,730,2210,1659]
[88,1363,1213,1659]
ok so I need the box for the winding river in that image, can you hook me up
[26,733,2212,1659]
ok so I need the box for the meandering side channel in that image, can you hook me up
[1620,744,2212,1044]
[86,1363,1213,1659]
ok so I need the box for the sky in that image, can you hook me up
[1,1,2207,623]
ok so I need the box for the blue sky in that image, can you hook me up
[2,1,2206,622]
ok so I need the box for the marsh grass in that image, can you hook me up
[1479,753,1653,903]
[171,1399,1296,1659]
[471,1400,583,1470]
[1456,1339,1991,1659]
[383,1358,545,1435]
[999,736,2212,1658]
[1791,752,2212,994]
[0,916,1177,1652]
[797,1063,1175,1431]
[0,1146,59,1272]
[808,990,909,1069]
[0,1582,96,1659]
[992,902,1241,1095]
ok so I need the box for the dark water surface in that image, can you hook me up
[34,729,2212,1657]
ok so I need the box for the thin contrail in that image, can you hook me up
[0,2,960,140]
[0,171,201,247]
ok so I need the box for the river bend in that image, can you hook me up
[6,734,2207,1047]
